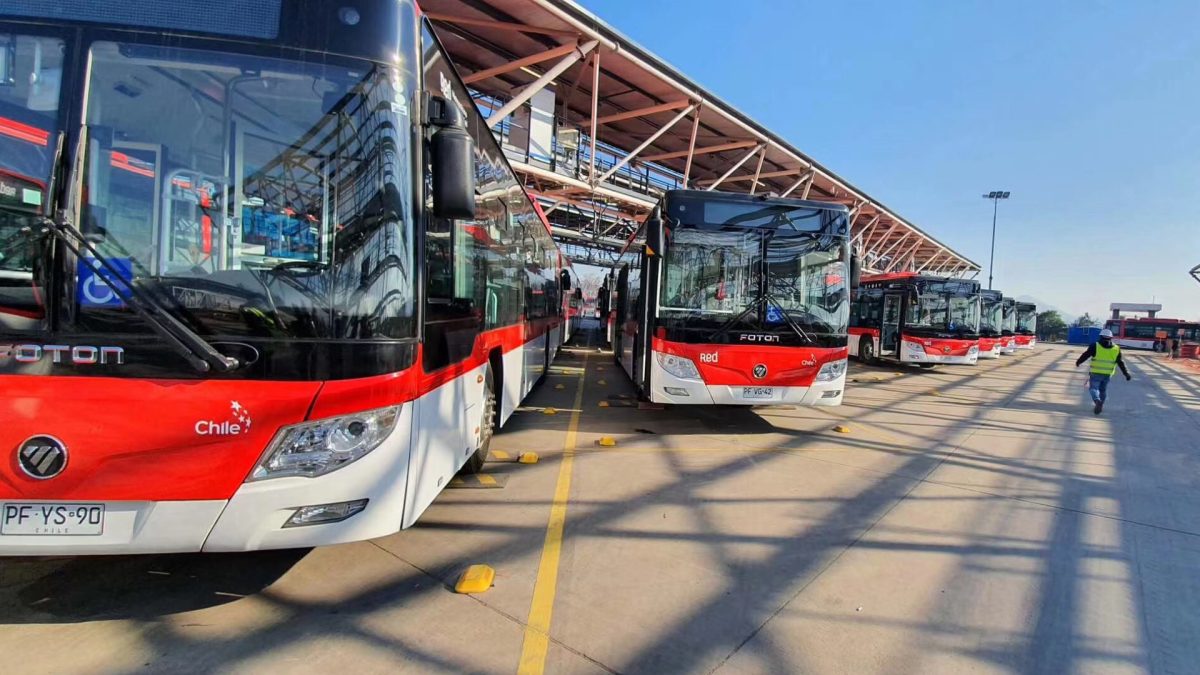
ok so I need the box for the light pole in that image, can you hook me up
[982,191,1009,290]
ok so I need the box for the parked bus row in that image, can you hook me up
[848,274,1035,366]
[598,203,1037,405]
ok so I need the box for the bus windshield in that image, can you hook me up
[6,39,417,341]
[1002,301,1017,333]
[1016,306,1037,333]
[660,228,848,335]
[979,293,1004,335]
[906,280,979,334]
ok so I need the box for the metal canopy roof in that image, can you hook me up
[420,0,980,276]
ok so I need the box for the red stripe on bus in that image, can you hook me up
[0,321,565,501]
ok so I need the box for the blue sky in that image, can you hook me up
[586,0,1200,320]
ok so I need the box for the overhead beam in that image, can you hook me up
[583,99,691,127]
[852,214,882,245]
[748,145,767,195]
[801,174,816,199]
[587,50,600,186]
[596,104,697,183]
[424,12,580,38]
[780,170,816,198]
[863,222,897,250]
[641,139,758,163]
[702,168,805,186]
[682,105,702,186]
[890,239,924,272]
[487,40,598,129]
[876,232,913,262]
[707,144,765,191]
[463,42,579,84]
[916,250,946,273]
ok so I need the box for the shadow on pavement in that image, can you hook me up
[0,549,308,623]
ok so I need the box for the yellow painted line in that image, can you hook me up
[477,474,498,486]
[518,352,588,675]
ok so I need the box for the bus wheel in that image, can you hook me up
[858,339,876,366]
[462,364,497,475]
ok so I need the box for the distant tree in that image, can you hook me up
[1074,313,1097,328]
[1037,310,1067,341]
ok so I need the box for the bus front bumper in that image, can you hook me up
[649,365,845,406]
[977,343,1002,359]
[0,407,417,556]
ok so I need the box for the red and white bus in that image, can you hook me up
[976,289,1004,358]
[0,0,575,555]
[1012,301,1037,349]
[999,296,1018,354]
[613,190,851,405]
[850,273,980,366]
[1103,317,1200,351]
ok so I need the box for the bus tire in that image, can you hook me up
[858,338,876,366]
[918,363,936,369]
[462,363,497,475]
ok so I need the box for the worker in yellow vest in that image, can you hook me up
[1075,329,1131,414]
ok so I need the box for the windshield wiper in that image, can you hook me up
[34,215,239,373]
[763,293,816,344]
[708,293,817,345]
[34,130,238,373]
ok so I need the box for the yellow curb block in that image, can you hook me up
[454,564,495,594]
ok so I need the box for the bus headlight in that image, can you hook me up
[656,352,701,380]
[250,405,401,480]
[968,345,979,355]
[815,359,847,383]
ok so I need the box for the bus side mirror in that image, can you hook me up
[645,216,663,256]
[429,95,476,221]
[850,252,862,289]
[559,269,572,291]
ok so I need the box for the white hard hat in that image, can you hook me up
[1099,329,1114,338]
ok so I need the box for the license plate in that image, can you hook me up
[742,387,774,399]
[1,503,105,536]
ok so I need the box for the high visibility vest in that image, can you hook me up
[1091,343,1120,376]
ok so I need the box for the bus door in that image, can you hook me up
[615,265,629,369]
[881,292,903,355]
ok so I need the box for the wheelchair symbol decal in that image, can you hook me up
[77,257,131,308]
